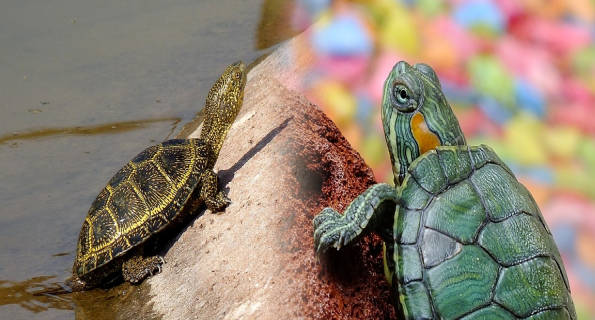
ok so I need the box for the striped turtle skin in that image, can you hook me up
[69,61,246,291]
[313,61,576,319]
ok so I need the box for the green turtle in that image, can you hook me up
[313,61,576,319]
[68,61,247,291]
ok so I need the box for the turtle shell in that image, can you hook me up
[73,139,209,278]
[393,145,575,319]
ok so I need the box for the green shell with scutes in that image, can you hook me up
[389,144,575,319]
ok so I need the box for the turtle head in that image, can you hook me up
[200,61,247,159]
[381,61,466,185]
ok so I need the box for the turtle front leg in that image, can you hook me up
[313,183,398,253]
[121,255,165,284]
[199,170,231,213]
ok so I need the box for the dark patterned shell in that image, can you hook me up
[73,139,208,277]
[394,145,575,319]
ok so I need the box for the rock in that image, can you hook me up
[146,46,396,318]
[71,36,396,320]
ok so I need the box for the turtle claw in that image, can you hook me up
[313,184,399,255]
[122,255,165,284]
[153,256,165,275]
[313,208,349,254]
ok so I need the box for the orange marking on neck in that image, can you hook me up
[411,112,441,154]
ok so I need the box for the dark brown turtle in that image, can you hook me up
[68,61,247,291]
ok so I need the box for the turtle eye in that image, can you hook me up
[393,84,416,111]
[397,87,409,103]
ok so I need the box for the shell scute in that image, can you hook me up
[400,281,433,319]
[146,216,168,233]
[83,255,96,275]
[107,164,133,189]
[471,163,538,221]
[424,180,485,244]
[436,146,472,185]
[90,210,118,248]
[110,238,126,258]
[158,146,195,185]
[395,208,421,244]
[126,226,149,247]
[420,228,461,268]
[478,213,558,266]
[468,145,513,176]
[408,150,446,194]
[89,188,110,215]
[95,251,111,269]
[426,245,499,319]
[399,176,431,210]
[78,221,91,257]
[108,183,148,231]
[130,145,159,164]
[133,161,172,209]
[494,257,569,318]
[398,245,422,284]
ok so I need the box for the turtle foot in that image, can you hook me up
[122,255,165,284]
[200,170,231,213]
[313,207,356,254]
[206,191,231,213]
[313,183,398,254]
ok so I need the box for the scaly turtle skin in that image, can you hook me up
[70,61,247,291]
[313,61,576,319]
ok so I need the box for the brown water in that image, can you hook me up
[0,0,288,318]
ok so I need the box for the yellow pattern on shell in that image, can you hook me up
[77,140,197,264]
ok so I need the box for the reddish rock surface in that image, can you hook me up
[147,45,396,319]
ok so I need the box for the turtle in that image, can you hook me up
[68,61,247,291]
[313,61,576,319]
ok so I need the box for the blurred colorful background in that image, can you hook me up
[260,0,595,317]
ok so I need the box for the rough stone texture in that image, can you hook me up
[147,39,396,319]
